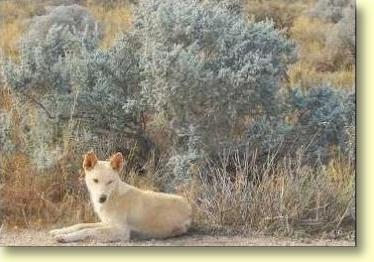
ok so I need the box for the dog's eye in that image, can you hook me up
[93,179,99,183]
[107,180,113,185]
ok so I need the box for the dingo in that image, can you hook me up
[50,152,192,243]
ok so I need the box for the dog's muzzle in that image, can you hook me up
[99,195,107,203]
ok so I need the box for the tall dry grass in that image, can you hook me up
[0,154,95,228]
[187,151,355,238]
[87,1,133,48]
[0,146,355,239]
[288,15,355,89]
[245,0,313,33]
[0,0,45,59]
[288,62,355,90]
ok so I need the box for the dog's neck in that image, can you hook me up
[117,180,134,195]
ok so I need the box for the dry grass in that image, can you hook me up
[87,1,133,48]
[245,0,313,33]
[0,0,44,58]
[290,16,329,63]
[187,151,355,238]
[0,85,94,228]
[0,147,162,229]
[0,0,133,58]
[0,149,355,239]
[288,61,355,90]
[0,87,14,111]
[288,15,355,89]
[0,19,24,59]
[0,156,96,228]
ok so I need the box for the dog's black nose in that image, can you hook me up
[99,195,107,203]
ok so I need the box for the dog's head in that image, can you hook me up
[82,151,124,204]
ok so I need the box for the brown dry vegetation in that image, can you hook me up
[243,0,354,89]
[289,16,355,89]
[0,0,355,242]
[87,3,133,48]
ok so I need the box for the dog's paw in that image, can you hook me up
[53,234,70,243]
[53,234,72,243]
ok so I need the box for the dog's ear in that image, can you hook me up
[83,152,98,171]
[110,152,124,172]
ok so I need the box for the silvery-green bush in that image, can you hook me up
[68,33,156,163]
[136,0,295,149]
[1,5,103,169]
[0,110,15,155]
[246,85,355,165]
[1,0,355,183]
[0,97,64,170]
[202,0,244,15]
[290,85,355,163]
[70,34,142,136]
[3,5,101,95]
[1,4,153,170]
[133,0,296,185]
[308,0,355,71]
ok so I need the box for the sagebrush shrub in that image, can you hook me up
[203,0,244,15]
[70,34,142,135]
[136,0,295,123]
[1,4,155,170]
[0,110,15,154]
[133,0,296,185]
[0,94,65,170]
[87,0,138,7]
[69,33,156,165]
[2,4,101,94]
[1,5,103,169]
[246,85,355,164]
[1,0,355,186]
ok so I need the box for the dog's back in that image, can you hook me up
[103,184,192,239]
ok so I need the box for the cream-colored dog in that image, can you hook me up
[49,152,192,243]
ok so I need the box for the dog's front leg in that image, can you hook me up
[49,222,103,236]
[54,225,130,243]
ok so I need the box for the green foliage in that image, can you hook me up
[203,0,244,15]
[1,5,102,169]
[70,34,143,136]
[246,86,355,164]
[135,0,295,142]
[0,110,15,154]
[133,0,295,184]
[3,4,101,94]
[1,0,355,183]
[1,4,153,170]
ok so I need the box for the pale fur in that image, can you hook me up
[49,153,192,243]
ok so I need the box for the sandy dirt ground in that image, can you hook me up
[0,229,354,246]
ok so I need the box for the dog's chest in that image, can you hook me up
[93,200,126,226]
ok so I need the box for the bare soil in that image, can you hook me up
[0,229,354,246]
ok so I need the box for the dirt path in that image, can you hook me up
[0,229,354,246]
